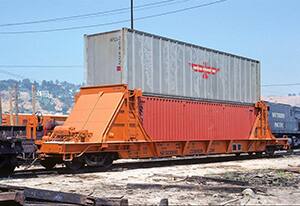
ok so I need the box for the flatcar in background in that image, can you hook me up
[267,102,300,149]
[0,112,67,177]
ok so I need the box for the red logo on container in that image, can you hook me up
[189,62,220,79]
[116,65,122,72]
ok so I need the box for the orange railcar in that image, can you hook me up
[0,113,67,176]
[1,113,67,140]
[38,84,288,170]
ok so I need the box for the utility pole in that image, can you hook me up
[14,83,19,125]
[9,90,13,125]
[0,96,2,125]
[131,0,134,29]
[32,84,36,114]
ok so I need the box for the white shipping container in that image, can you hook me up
[85,28,260,103]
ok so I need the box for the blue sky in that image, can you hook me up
[0,0,299,96]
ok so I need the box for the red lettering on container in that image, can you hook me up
[189,62,220,79]
[116,66,122,71]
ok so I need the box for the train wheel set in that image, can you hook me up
[0,155,17,177]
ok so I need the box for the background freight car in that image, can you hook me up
[85,28,260,104]
[267,102,300,148]
[0,113,67,177]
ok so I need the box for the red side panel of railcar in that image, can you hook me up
[139,96,257,141]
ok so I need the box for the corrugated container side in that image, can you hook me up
[85,31,122,86]
[139,96,257,141]
[85,28,261,104]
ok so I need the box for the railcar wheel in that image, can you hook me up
[255,152,263,157]
[265,147,276,157]
[85,153,113,168]
[40,158,57,170]
[65,158,84,171]
[0,156,17,177]
[101,155,113,169]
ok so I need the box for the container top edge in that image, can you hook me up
[85,29,122,38]
[85,27,260,63]
[143,92,256,106]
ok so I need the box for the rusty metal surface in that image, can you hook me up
[85,28,260,104]
[0,191,24,205]
[0,184,128,206]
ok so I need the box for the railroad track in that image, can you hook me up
[5,149,299,179]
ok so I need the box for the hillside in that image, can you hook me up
[0,79,80,114]
[263,96,300,107]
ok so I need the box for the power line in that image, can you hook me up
[0,0,228,35]
[0,19,129,34]
[0,65,83,69]
[0,0,188,27]
[0,69,45,83]
[262,83,300,87]
[0,69,28,79]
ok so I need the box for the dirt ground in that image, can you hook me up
[0,155,300,205]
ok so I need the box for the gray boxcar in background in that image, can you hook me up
[85,28,260,104]
[268,102,300,135]
[267,102,300,148]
